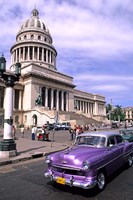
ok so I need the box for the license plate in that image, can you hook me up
[56,177,66,185]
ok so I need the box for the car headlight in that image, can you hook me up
[82,160,90,170]
[45,156,51,164]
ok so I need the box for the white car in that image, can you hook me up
[60,122,71,130]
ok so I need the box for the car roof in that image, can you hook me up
[78,131,119,138]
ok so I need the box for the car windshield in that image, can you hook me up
[120,130,133,136]
[75,135,106,147]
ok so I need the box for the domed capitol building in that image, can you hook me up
[0,8,106,128]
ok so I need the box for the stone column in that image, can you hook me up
[94,101,98,115]
[46,50,48,63]
[19,48,21,62]
[37,47,39,61]
[45,87,48,107]
[84,102,87,113]
[89,103,92,113]
[23,47,25,61]
[83,101,85,113]
[27,47,30,60]
[15,49,16,62]
[19,90,22,110]
[61,91,64,111]
[86,102,88,113]
[49,51,51,63]
[16,49,18,62]
[32,46,35,60]
[65,92,68,111]
[42,48,44,62]
[51,52,53,64]
[56,90,59,111]
[79,101,81,112]
[51,89,54,110]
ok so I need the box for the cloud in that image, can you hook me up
[0,0,133,106]
[75,74,133,81]
[90,84,128,92]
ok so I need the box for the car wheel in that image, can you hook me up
[127,155,133,167]
[97,171,106,191]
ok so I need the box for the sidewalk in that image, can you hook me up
[0,126,113,167]
[0,137,72,166]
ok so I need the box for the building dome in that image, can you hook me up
[19,8,49,33]
[10,8,57,72]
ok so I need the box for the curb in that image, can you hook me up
[0,152,44,167]
[0,146,69,167]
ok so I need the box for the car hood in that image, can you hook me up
[122,135,131,140]
[50,145,106,168]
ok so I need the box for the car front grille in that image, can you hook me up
[52,166,86,176]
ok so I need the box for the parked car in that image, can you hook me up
[119,129,133,142]
[44,131,133,192]
[111,121,119,128]
[43,123,59,131]
[60,122,71,130]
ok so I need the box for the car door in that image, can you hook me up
[114,135,124,166]
[104,136,116,175]
[106,136,121,174]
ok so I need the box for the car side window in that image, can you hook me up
[107,136,115,146]
[115,135,123,144]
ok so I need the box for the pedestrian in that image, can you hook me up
[34,125,38,136]
[75,125,81,138]
[31,125,37,140]
[69,125,76,140]
[42,126,46,140]
[12,125,16,140]
[124,122,127,129]
[21,125,25,138]
[45,127,50,141]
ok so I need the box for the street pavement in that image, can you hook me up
[0,128,73,166]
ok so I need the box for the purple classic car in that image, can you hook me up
[44,131,133,191]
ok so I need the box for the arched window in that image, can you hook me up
[32,114,37,126]
[24,35,27,40]
[15,115,19,123]
[31,34,34,39]
[38,35,41,40]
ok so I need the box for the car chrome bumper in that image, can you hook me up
[44,171,97,189]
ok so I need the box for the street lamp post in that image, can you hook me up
[0,55,21,158]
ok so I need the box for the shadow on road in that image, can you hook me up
[46,165,129,197]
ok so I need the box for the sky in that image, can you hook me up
[0,0,133,107]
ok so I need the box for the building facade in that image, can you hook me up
[0,8,106,128]
[123,107,133,124]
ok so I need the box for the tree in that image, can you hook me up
[106,104,125,121]
[112,105,125,121]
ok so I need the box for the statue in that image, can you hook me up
[35,93,42,106]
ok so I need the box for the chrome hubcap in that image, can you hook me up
[128,156,133,166]
[97,173,105,190]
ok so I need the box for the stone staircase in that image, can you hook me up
[58,111,103,126]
